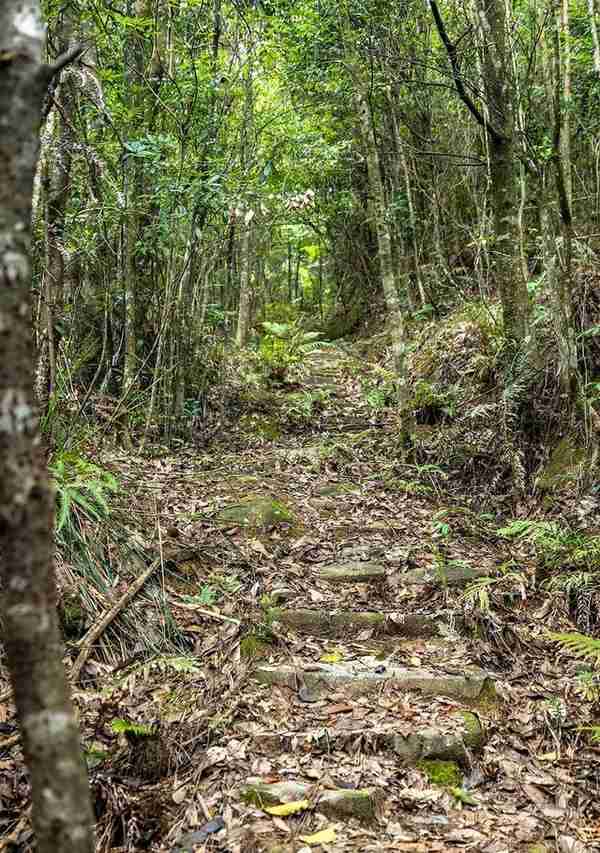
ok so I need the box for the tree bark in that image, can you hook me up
[356,93,407,390]
[430,0,531,346]
[0,3,94,851]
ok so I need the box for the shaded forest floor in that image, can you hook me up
[1,341,600,853]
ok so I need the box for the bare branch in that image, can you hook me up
[428,0,505,144]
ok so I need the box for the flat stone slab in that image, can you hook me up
[241,779,377,821]
[268,607,462,639]
[400,563,492,587]
[254,658,496,704]
[315,562,387,583]
[215,497,295,529]
[248,709,485,765]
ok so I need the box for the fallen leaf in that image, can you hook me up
[299,827,337,844]
[320,651,343,663]
[265,799,310,817]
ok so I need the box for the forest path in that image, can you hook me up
[72,344,595,852]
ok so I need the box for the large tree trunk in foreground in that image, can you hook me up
[0,3,94,851]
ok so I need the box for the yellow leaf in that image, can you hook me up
[264,799,310,816]
[320,650,343,663]
[299,827,338,844]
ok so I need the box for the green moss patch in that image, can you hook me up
[216,497,295,530]
[537,436,586,494]
[416,759,462,788]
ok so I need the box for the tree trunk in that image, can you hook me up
[0,4,94,851]
[477,0,530,345]
[430,0,531,345]
[356,93,407,389]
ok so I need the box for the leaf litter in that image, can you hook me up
[0,344,599,851]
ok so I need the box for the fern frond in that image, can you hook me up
[549,632,600,664]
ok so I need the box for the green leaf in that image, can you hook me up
[449,787,479,806]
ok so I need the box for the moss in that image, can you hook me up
[60,592,86,639]
[537,436,586,494]
[471,678,502,714]
[240,633,271,660]
[315,483,360,496]
[416,759,462,788]
[458,710,484,748]
[238,414,282,441]
[216,497,295,529]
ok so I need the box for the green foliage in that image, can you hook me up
[460,564,527,612]
[258,320,327,382]
[50,451,118,546]
[283,389,329,424]
[110,718,153,737]
[497,520,600,573]
[406,379,458,423]
[549,632,600,664]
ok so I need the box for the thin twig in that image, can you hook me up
[170,597,241,625]
[70,557,162,683]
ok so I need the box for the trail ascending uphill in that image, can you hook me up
[3,343,594,853]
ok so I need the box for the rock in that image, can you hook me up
[315,562,387,583]
[269,586,296,604]
[215,497,295,529]
[250,709,485,765]
[536,436,586,494]
[254,658,497,705]
[267,607,461,639]
[399,563,491,587]
[315,483,360,496]
[283,446,322,464]
[240,779,377,821]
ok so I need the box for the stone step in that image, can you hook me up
[315,562,387,583]
[246,708,485,765]
[241,779,378,821]
[401,563,492,587]
[254,658,497,706]
[315,561,491,587]
[267,607,463,639]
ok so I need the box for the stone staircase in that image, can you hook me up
[229,346,503,849]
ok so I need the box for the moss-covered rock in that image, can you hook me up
[251,708,485,766]
[267,607,461,639]
[537,436,586,494]
[416,759,462,788]
[241,779,377,821]
[240,633,272,660]
[401,563,491,588]
[315,483,360,497]
[216,497,295,529]
[238,414,282,441]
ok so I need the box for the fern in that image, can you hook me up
[50,451,118,546]
[110,718,153,737]
[549,632,600,664]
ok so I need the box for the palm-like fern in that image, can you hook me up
[549,632,600,664]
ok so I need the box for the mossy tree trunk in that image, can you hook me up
[0,2,94,851]
[356,92,407,392]
[430,0,531,347]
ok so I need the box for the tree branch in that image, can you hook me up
[428,0,506,145]
[43,43,85,81]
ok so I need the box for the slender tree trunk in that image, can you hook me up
[0,4,94,851]
[478,0,530,344]
[236,216,253,346]
[430,0,530,344]
[590,0,600,76]
[356,93,407,388]
[235,34,255,347]
[547,1,577,399]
